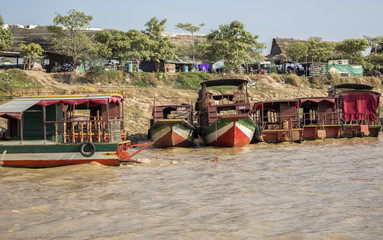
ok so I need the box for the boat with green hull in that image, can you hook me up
[0,93,152,168]
[197,79,255,147]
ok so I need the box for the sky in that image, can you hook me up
[1,0,382,54]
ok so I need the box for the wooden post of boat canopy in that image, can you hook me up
[43,105,47,140]
[55,122,58,142]
[121,97,125,133]
[97,111,101,142]
[20,114,24,141]
[106,101,110,142]
[63,104,66,143]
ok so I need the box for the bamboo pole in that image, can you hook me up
[55,122,58,142]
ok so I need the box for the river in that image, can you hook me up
[0,137,382,239]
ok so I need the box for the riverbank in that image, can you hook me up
[1,69,382,134]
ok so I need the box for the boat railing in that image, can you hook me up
[200,94,249,109]
[302,112,340,126]
[45,117,124,143]
[254,113,301,130]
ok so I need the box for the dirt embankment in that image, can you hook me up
[18,70,383,134]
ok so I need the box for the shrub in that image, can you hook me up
[134,81,150,87]
[85,66,123,83]
[309,76,327,88]
[282,74,301,87]
[155,72,169,82]
[175,72,213,89]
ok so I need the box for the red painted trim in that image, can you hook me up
[209,123,251,147]
[154,129,193,148]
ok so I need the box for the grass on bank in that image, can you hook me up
[0,69,41,93]
[85,66,124,83]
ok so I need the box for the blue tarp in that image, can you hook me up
[212,60,224,70]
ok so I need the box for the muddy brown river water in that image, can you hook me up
[0,137,382,239]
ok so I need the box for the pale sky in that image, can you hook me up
[1,0,382,54]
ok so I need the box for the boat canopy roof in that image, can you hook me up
[254,99,299,105]
[200,79,249,88]
[253,99,299,110]
[0,94,122,119]
[299,97,336,104]
[332,83,374,91]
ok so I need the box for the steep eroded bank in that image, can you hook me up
[1,69,382,134]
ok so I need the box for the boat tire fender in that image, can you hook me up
[80,142,96,157]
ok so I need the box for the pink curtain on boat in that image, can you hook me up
[36,100,60,106]
[0,112,22,120]
[36,98,120,106]
[341,92,379,121]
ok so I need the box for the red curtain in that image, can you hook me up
[36,98,118,106]
[0,112,23,120]
[341,92,379,121]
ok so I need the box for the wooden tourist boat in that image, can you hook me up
[0,93,152,168]
[252,99,303,143]
[328,83,381,137]
[299,97,341,140]
[149,100,195,147]
[196,79,255,147]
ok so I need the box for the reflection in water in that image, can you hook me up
[1,137,383,239]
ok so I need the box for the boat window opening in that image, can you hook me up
[267,111,279,123]
[217,109,237,117]
[167,110,189,120]
[310,109,317,124]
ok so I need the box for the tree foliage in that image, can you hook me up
[365,53,383,73]
[175,22,205,62]
[335,38,369,64]
[0,15,13,52]
[48,9,94,65]
[307,39,335,63]
[364,35,383,54]
[19,43,44,70]
[95,29,150,65]
[286,41,308,62]
[206,20,261,70]
[143,17,176,72]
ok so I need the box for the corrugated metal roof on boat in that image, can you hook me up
[0,95,121,113]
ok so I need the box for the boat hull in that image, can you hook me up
[0,142,120,168]
[150,122,195,148]
[302,125,341,140]
[261,129,303,143]
[202,117,255,147]
[341,124,381,138]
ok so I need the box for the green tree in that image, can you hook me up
[0,15,13,52]
[365,53,383,74]
[95,29,150,65]
[364,35,383,54]
[48,9,94,66]
[175,22,205,62]
[286,41,308,63]
[335,38,369,64]
[307,38,335,63]
[143,17,176,72]
[206,20,260,70]
[19,43,44,70]
[95,29,131,67]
